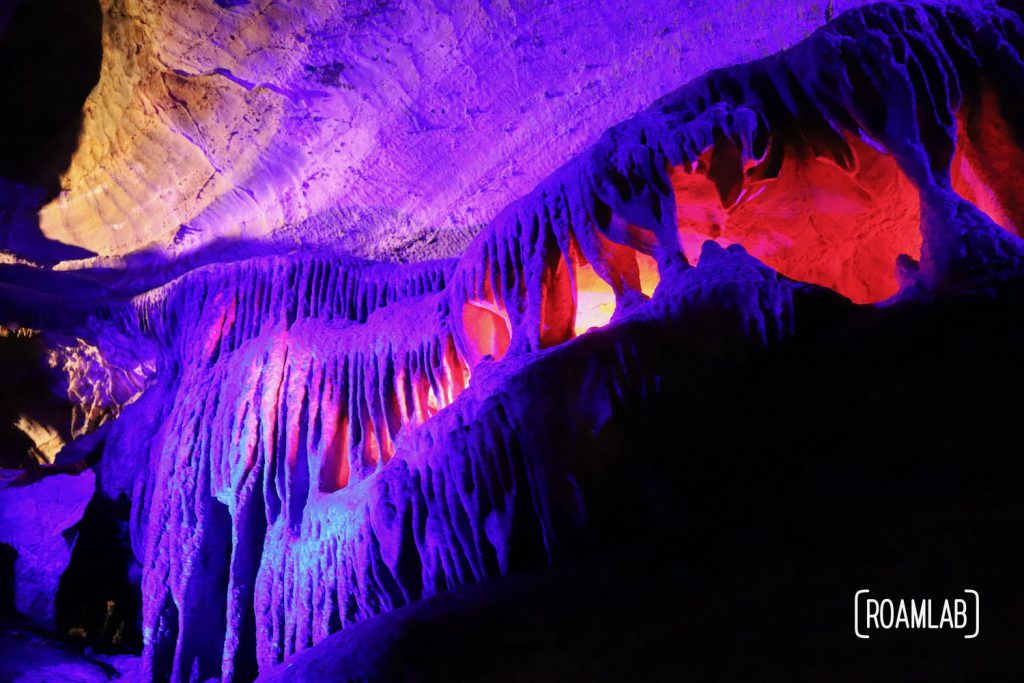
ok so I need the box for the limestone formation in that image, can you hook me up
[2,2,1024,681]
[32,0,871,260]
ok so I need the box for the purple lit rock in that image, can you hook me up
[0,624,140,683]
[34,0,880,261]
[0,469,95,629]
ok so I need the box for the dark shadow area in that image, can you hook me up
[55,493,142,654]
[0,0,102,261]
[0,544,15,617]
[0,331,71,469]
[228,475,268,683]
[625,280,1024,680]
[189,497,233,681]
[267,277,1024,682]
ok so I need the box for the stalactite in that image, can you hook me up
[138,290,470,680]
[108,255,455,369]
[446,0,1024,365]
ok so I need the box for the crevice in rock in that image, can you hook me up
[55,493,142,653]
[0,0,101,260]
[0,543,16,617]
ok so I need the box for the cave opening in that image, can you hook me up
[0,0,103,189]
[571,251,660,335]
[951,84,1024,237]
[573,263,617,334]
[319,415,352,493]
[461,300,512,364]
[54,493,142,653]
[669,134,924,304]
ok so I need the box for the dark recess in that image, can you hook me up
[0,544,15,616]
[0,0,102,260]
[55,493,142,654]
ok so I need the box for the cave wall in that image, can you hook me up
[30,0,880,261]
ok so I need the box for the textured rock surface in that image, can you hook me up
[0,470,96,629]
[30,0,878,260]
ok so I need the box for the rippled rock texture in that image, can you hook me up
[22,0,867,260]
[3,1,1024,681]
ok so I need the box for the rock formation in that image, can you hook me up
[26,0,870,261]
[0,470,96,630]
[3,1,1024,681]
